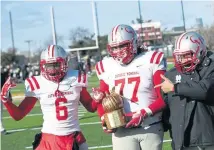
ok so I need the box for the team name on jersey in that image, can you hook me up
[115,71,139,79]
[48,91,74,98]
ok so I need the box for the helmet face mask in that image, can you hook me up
[107,24,138,65]
[107,40,134,64]
[40,45,68,82]
[173,31,207,73]
[173,50,199,73]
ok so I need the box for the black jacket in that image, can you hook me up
[1,71,9,88]
[162,52,214,150]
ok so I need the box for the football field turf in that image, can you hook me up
[1,64,174,150]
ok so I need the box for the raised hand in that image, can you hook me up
[92,87,105,103]
[154,74,174,93]
[1,77,16,103]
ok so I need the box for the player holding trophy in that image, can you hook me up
[94,24,166,150]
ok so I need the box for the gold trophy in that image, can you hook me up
[102,87,126,129]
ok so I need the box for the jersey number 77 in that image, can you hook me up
[115,76,140,103]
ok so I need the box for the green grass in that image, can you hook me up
[2,65,174,150]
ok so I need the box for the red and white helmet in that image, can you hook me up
[107,24,138,65]
[173,31,207,73]
[40,45,68,82]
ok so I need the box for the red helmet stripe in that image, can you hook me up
[115,25,120,35]
[48,45,54,57]
[48,45,51,56]
[111,25,120,41]
[111,26,116,41]
[51,45,54,57]
[177,32,187,49]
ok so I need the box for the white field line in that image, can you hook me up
[25,140,172,149]
[3,104,86,110]
[3,113,85,119]
[8,121,101,133]
[3,104,41,110]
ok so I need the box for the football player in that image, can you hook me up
[95,24,166,150]
[0,45,102,150]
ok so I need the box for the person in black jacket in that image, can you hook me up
[155,31,214,150]
[1,67,11,135]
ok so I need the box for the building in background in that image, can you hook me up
[195,18,203,28]
[131,21,162,46]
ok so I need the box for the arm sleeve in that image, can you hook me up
[174,71,214,102]
[147,70,166,115]
[95,59,110,117]
[96,80,110,117]
[80,87,98,113]
[3,97,37,121]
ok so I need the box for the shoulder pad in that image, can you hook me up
[63,69,87,87]
[25,76,41,92]
[95,60,105,76]
[24,76,41,97]
[95,57,113,79]
[149,51,164,65]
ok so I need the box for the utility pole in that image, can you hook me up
[181,0,186,32]
[91,0,101,60]
[25,40,32,63]
[137,0,143,45]
[9,11,15,51]
[50,6,57,45]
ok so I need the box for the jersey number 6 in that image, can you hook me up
[115,76,140,102]
[55,97,68,121]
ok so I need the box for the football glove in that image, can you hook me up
[92,87,105,103]
[1,77,16,103]
[125,109,147,128]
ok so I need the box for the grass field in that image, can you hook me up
[1,64,174,150]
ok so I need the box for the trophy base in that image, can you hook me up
[104,109,126,130]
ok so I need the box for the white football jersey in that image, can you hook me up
[95,51,166,126]
[24,70,87,135]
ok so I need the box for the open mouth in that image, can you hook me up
[49,72,60,76]
[184,64,191,68]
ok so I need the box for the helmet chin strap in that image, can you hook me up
[54,77,65,97]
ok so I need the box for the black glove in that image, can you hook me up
[32,133,42,150]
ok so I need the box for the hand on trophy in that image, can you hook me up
[92,87,105,103]
[101,116,117,133]
[102,87,126,130]
[125,109,147,128]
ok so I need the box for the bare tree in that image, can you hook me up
[69,27,93,42]
[69,27,95,48]
[198,24,214,50]
[44,35,64,47]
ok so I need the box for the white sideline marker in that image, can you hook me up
[25,140,172,149]
[7,122,101,133]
